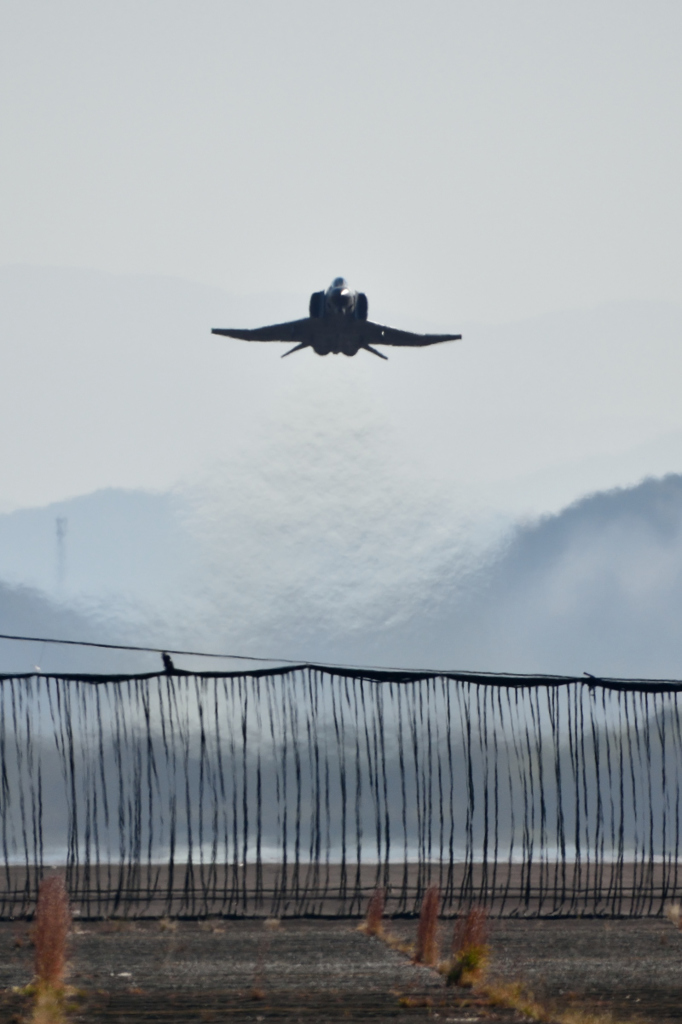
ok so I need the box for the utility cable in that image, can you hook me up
[0,631,299,664]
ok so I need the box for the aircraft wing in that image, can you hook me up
[211,319,311,343]
[362,321,462,347]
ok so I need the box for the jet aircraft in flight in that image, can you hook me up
[211,278,461,359]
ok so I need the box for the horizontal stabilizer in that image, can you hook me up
[281,343,309,358]
[363,344,389,360]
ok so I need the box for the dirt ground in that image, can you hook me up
[0,917,681,1022]
[492,918,682,1021]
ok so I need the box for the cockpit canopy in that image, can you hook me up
[331,277,348,289]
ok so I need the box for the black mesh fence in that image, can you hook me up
[1,666,682,918]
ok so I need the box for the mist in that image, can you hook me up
[1,268,682,676]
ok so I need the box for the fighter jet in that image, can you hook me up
[211,278,461,360]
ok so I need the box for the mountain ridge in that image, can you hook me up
[1,472,682,678]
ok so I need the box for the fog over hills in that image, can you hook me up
[382,473,682,677]
[1,266,682,676]
[0,577,158,675]
[2,473,682,679]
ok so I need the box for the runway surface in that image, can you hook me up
[1,917,681,1021]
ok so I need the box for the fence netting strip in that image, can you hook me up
[1,668,681,918]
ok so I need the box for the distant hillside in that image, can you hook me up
[2,263,682,677]
[0,579,158,674]
[0,487,192,605]
[374,474,682,678]
[2,473,682,679]
[0,487,210,673]
[479,473,682,677]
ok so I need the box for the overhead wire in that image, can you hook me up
[1,630,682,688]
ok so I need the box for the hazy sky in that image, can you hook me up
[2,0,682,620]
[1,0,681,324]
[2,2,682,675]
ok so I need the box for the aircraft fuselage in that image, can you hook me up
[211,278,461,360]
[308,277,367,355]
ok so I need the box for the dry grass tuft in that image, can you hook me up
[413,885,440,965]
[263,917,281,930]
[33,876,71,989]
[483,981,630,1024]
[398,995,433,1008]
[382,932,413,955]
[442,907,490,987]
[197,920,225,934]
[483,981,549,1021]
[665,902,682,928]
[558,1012,617,1024]
[30,875,72,1023]
[452,906,488,957]
[158,917,178,932]
[102,919,136,933]
[31,983,68,1024]
[359,888,386,937]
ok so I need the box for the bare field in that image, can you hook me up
[0,918,681,1022]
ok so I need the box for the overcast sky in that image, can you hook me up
[1,0,681,325]
[2,2,682,617]
[1,2,682,673]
